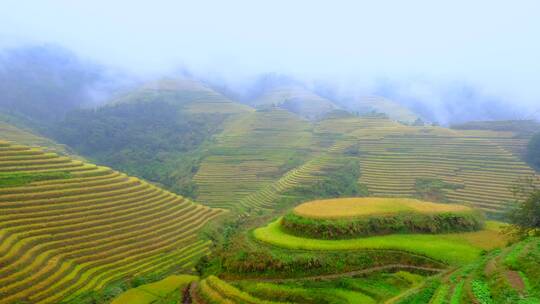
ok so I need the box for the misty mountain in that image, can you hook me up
[0,45,107,128]
[50,78,252,197]
[207,73,339,120]
[373,80,535,125]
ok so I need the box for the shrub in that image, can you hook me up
[281,210,484,239]
[415,178,463,202]
[471,280,494,304]
[396,280,440,304]
[506,177,540,238]
[0,171,71,187]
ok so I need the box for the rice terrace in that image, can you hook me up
[1,1,540,303]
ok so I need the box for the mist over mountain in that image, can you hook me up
[372,79,537,125]
[0,44,137,129]
[0,43,538,128]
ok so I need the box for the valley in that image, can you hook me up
[0,77,539,303]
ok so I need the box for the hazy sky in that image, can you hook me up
[1,0,540,106]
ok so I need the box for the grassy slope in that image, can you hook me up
[390,237,540,304]
[254,219,507,265]
[111,275,197,304]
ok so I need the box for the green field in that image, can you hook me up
[1,77,539,304]
[391,237,540,303]
[254,219,507,265]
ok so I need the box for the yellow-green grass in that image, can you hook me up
[111,274,198,304]
[254,219,508,266]
[236,281,376,304]
[0,142,225,303]
[293,197,472,219]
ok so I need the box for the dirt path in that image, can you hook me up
[506,270,526,293]
[186,282,204,304]
[233,264,443,283]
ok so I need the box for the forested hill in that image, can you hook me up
[50,78,253,197]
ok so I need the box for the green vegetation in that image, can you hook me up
[111,275,197,304]
[52,98,233,198]
[235,281,375,304]
[314,115,537,216]
[281,198,483,239]
[254,219,506,265]
[0,171,70,187]
[193,108,317,210]
[2,75,539,304]
[282,158,368,200]
[204,243,443,279]
[414,178,463,202]
[415,238,540,304]
[506,177,540,237]
[281,211,483,239]
[198,214,445,281]
[234,271,425,304]
[471,280,493,304]
[193,275,282,304]
[0,141,225,303]
[395,279,440,304]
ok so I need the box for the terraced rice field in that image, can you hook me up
[392,237,540,303]
[293,197,472,219]
[316,116,538,215]
[194,109,317,210]
[254,220,508,266]
[112,274,198,304]
[113,78,253,115]
[0,122,74,156]
[0,140,225,304]
[192,275,283,304]
[236,141,352,212]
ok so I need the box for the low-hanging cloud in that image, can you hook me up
[0,0,539,123]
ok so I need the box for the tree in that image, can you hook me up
[506,176,540,237]
[527,132,540,170]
